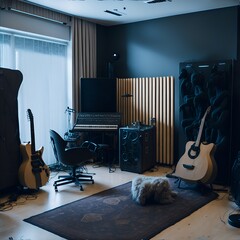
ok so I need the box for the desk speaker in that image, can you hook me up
[119,124,156,173]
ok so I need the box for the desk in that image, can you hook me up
[70,112,121,168]
[70,128,119,167]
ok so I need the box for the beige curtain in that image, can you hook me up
[72,17,97,112]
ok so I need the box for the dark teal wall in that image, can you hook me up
[97,6,239,164]
[98,7,238,78]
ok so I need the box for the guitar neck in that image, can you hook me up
[27,109,36,154]
[195,118,205,147]
[195,106,211,148]
[30,115,36,155]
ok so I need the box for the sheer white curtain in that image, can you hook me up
[0,33,12,67]
[0,31,70,165]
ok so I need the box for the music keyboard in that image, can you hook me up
[72,112,121,131]
[73,124,119,130]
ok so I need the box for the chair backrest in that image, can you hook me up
[49,129,67,164]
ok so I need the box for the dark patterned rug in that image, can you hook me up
[24,178,218,240]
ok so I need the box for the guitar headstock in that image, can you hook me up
[201,106,212,124]
[203,106,211,118]
[27,109,33,122]
[206,106,211,113]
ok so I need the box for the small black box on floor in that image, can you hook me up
[119,123,156,173]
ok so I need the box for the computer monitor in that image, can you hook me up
[80,77,116,112]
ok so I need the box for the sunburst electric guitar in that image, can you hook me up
[173,106,217,184]
[18,109,50,189]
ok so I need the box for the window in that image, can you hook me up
[0,31,70,165]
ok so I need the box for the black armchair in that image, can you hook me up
[50,129,94,192]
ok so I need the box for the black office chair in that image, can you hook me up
[50,129,95,192]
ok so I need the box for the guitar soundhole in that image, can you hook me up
[188,144,200,159]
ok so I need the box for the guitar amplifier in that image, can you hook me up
[119,123,156,173]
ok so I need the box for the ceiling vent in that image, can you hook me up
[104,10,122,16]
[145,0,172,3]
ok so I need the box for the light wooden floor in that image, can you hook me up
[1,164,240,240]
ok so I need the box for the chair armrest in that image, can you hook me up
[81,141,98,153]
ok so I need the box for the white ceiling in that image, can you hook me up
[23,0,239,26]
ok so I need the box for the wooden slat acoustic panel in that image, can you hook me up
[117,76,175,165]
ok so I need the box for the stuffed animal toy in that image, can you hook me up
[131,176,177,206]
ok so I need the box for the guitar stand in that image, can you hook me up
[176,178,213,193]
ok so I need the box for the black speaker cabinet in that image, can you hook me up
[119,124,156,173]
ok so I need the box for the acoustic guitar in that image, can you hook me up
[173,106,217,184]
[18,109,50,189]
